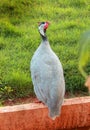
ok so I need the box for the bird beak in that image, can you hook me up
[46,21,50,25]
[38,22,41,26]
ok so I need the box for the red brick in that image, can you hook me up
[0,97,90,130]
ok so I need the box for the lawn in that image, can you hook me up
[0,0,90,101]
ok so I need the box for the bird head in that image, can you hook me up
[38,21,50,37]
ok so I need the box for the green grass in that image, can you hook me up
[0,0,90,100]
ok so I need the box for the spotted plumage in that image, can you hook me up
[30,22,65,120]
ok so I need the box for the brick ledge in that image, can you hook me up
[0,96,90,130]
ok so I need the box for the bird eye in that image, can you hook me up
[38,22,45,26]
[42,22,45,24]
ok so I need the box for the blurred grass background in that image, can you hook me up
[0,0,90,101]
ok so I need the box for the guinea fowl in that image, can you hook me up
[30,22,65,120]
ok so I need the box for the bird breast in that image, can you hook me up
[30,41,65,93]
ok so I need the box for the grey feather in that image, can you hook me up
[30,40,65,120]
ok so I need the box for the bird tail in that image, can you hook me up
[51,115,59,120]
[48,107,61,120]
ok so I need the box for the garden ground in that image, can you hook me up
[0,0,90,103]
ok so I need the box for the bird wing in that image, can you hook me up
[30,51,65,105]
[30,58,48,103]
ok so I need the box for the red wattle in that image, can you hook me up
[44,23,49,30]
